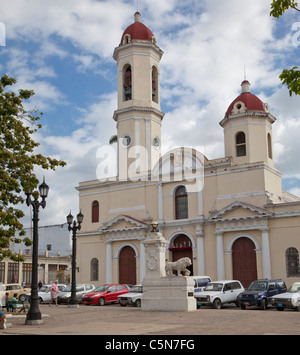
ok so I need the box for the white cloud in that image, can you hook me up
[2,0,300,227]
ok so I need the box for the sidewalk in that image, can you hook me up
[1,303,300,335]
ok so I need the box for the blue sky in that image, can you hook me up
[0,0,300,226]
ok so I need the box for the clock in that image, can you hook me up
[153,136,160,149]
[122,134,132,148]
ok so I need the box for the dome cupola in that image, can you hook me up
[120,12,156,45]
[224,80,267,117]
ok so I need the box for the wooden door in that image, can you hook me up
[171,235,193,276]
[232,237,257,288]
[119,246,136,285]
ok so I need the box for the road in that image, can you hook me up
[1,303,300,336]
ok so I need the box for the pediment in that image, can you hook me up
[210,201,273,221]
[100,214,148,232]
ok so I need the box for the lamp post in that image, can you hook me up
[151,221,159,233]
[66,210,84,307]
[25,178,49,325]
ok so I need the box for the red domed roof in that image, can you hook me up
[225,81,264,116]
[121,12,154,44]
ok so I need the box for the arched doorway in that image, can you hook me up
[232,237,257,288]
[169,234,193,276]
[119,246,136,285]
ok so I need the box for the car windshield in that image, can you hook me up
[288,284,300,293]
[93,285,109,292]
[247,281,267,291]
[131,286,142,293]
[39,286,50,292]
[204,283,223,292]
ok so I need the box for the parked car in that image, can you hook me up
[118,285,143,307]
[270,282,300,311]
[57,284,95,304]
[195,280,244,309]
[191,276,211,293]
[82,284,130,306]
[237,279,287,310]
[3,284,31,302]
[26,284,67,303]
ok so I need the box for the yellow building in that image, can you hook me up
[76,13,300,288]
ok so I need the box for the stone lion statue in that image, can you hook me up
[165,257,192,277]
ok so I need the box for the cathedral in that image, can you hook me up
[76,13,300,288]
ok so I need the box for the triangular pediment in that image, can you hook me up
[210,201,273,221]
[100,214,148,232]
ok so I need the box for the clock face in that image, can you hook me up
[153,136,160,148]
[122,134,132,148]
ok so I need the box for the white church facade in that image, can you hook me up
[76,13,300,288]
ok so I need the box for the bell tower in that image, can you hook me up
[113,12,164,179]
[220,80,277,167]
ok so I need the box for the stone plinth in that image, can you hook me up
[142,276,196,312]
[141,230,196,312]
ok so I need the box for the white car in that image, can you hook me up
[194,280,244,309]
[118,285,143,307]
[271,282,300,311]
[26,284,67,303]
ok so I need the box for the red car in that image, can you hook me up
[82,284,130,306]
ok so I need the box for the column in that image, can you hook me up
[158,183,163,222]
[261,229,271,279]
[105,242,113,284]
[216,233,225,280]
[139,242,145,283]
[197,236,205,275]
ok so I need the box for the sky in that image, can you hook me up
[0,0,300,227]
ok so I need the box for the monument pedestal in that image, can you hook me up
[142,276,196,311]
[141,230,196,312]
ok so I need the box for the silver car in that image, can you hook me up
[118,285,143,307]
[27,284,67,303]
[57,284,95,304]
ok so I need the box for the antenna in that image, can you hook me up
[137,0,139,12]
[244,64,247,80]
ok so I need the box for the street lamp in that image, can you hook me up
[151,221,159,233]
[25,177,49,325]
[66,210,84,307]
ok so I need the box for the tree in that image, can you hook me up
[0,74,66,262]
[270,1,300,95]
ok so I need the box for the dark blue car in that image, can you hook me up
[237,279,287,310]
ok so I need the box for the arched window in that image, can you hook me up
[90,258,99,281]
[123,65,132,101]
[152,66,158,103]
[286,247,300,277]
[175,186,188,220]
[92,201,99,223]
[267,133,273,159]
[236,132,246,157]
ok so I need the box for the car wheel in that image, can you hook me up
[241,304,246,310]
[98,297,105,306]
[135,299,141,308]
[213,299,222,309]
[120,302,127,307]
[19,294,27,302]
[296,305,300,312]
[260,299,267,310]
[276,307,284,311]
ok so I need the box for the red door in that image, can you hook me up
[171,235,193,276]
[119,246,136,285]
[232,237,257,288]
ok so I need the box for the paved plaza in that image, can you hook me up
[1,303,300,336]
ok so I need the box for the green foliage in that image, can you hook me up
[0,74,67,262]
[270,1,300,95]
[280,67,300,96]
[270,0,300,18]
